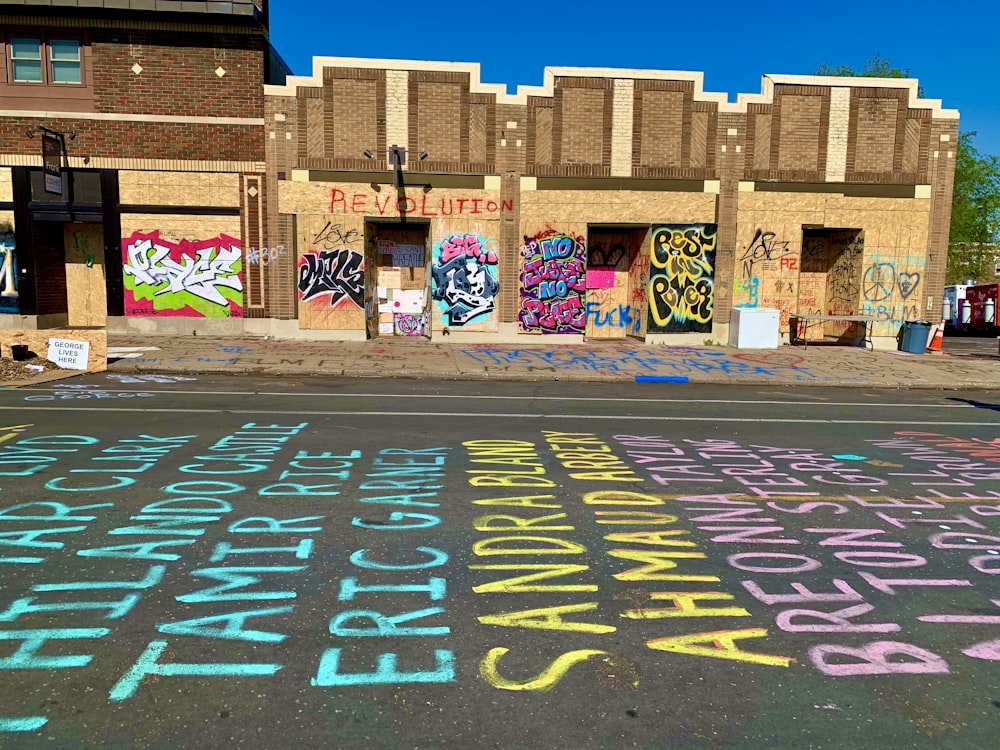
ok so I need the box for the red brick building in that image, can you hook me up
[0,0,284,332]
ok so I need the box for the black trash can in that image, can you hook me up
[899,321,932,354]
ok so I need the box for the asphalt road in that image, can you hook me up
[1,374,998,749]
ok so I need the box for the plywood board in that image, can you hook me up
[64,224,107,327]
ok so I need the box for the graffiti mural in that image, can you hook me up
[297,249,365,309]
[431,233,499,329]
[122,231,243,317]
[647,224,716,333]
[0,225,17,314]
[519,229,586,334]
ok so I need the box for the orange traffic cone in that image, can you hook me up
[927,320,945,352]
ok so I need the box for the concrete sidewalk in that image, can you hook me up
[101,334,1000,390]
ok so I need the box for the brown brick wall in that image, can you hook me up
[639,90,685,168]
[91,29,265,118]
[853,97,899,173]
[559,86,607,167]
[0,116,263,161]
[776,93,824,172]
[415,81,463,163]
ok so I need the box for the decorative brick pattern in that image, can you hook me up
[825,87,850,182]
[854,97,899,173]
[385,70,409,155]
[639,90,684,168]
[776,94,823,172]
[610,79,634,177]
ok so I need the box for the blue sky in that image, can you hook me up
[269,0,1000,158]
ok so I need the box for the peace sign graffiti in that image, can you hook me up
[863,263,895,302]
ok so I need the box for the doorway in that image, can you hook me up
[364,222,430,339]
[799,227,864,340]
[585,227,646,339]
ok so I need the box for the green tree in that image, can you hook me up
[816,56,1000,285]
[947,133,1000,283]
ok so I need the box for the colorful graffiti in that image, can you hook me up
[393,312,425,336]
[431,233,499,328]
[519,230,586,333]
[297,249,365,309]
[0,227,17,314]
[647,225,716,333]
[122,230,243,317]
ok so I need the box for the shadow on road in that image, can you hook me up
[947,396,1000,411]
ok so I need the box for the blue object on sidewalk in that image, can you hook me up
[635,375,689,383]
[899,321,932,354]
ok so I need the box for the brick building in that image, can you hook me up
[0,0,284,333]
[265,59,958,347]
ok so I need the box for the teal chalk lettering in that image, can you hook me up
[258,482,341,496]
[123,434,197,445]
[161,481,244,495]
[352,513,440,530]
[329,607,449,637]
[373,455,447,466]
[34,565,165,592]
[109,640,281,701]
[179,462,269,474]
[72,464,156,474]
[311,649,455,686]
[211,540,314,562]
[349,547,448,571]
[239,422,308,433]
[228,516,324,534]
[356,492,440,507]
[77,540,193,561]
[367,465,443,478]
[140,498,233,515]
[0,628,109,669]
[0,526,86,549]
[0,501,113,521]
[379,447,451,455]
[156,606,293,643]
[359,480,442,490]
[17,435,99,446]
[0,716,48,731]
[108,516,217,536]
[45,476,135,491]
[338,577,446,601]
[1,557,45,564]
[177,566,305,603]
[0,593,140,621]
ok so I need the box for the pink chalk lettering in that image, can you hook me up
[969,505,1000,516]
[852,496,944,509]
[928,532,1000,550]
[700,526,798,545]
[962,639,1000,660]
[806,528,902,548]
[742,579,864,606]
[833,551,927,568]
[968,555,1000,574]
[877,512,985,530]
[777,604,899,633]
[857,571,972,595]
[727,553,821,574]
[809,641,949,676]
[766,501,850,515]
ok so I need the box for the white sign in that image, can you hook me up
[47,338,90,370]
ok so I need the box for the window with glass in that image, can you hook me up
[8,37,81,85]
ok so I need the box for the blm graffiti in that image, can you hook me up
[121,230,243,317]
[431,233,499,329]
[519,230,586,334]
[297,249,365,309]
[647,225,716,333]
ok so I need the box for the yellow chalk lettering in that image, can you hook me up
[469,475,556,488]
[472,494,561,509]
[474,513,573,533]
[479,603,615,634]
[479,647,610,691]
[470,564,595,593]
[595,511,678,525]
[570,471,642,482]
[471,457,543,466]
[609,549,717,582]
[623,592,750,619]
[583,490,665,506]
[603,529,697,547]
[472,536,586,556]
[647,628,794,667]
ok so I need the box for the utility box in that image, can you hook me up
[729,308,780,348]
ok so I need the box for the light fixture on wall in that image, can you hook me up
[418,150,428,161]
[363,149,375,159]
